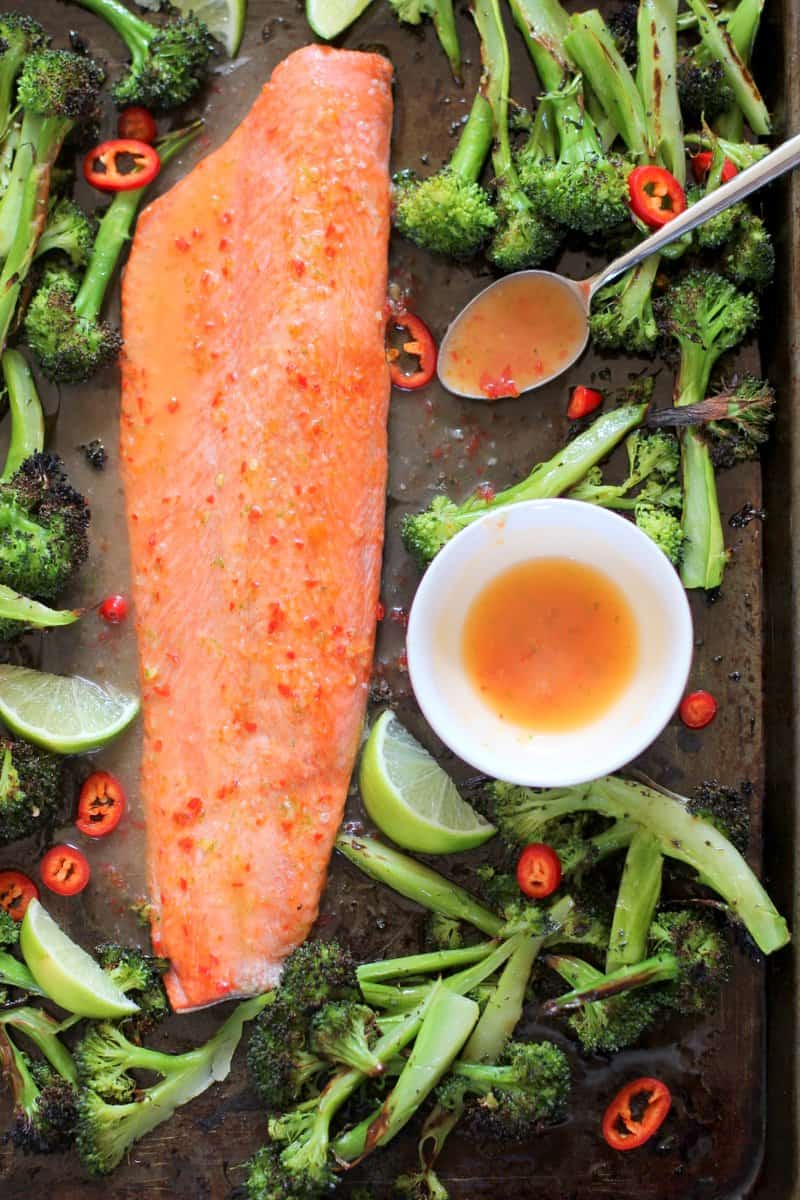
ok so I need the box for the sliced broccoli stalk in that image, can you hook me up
[589,254,661,355]
[76,993,268,1175]
[685,0,769,134]
[395,1167,451,1199]
[488,774,790,954]
[564,11,651,159]
[567,429,681,511]
[1,350,45,482]
[359,937,520,1013]
[358,940,500,985]
[507,0,572,92]
[636,0,684,182]
[606,829,663,973]
[0,1006,78,1152]
[74,0,212,110]
[394,91,496,258]
[402,401,649,567]
[714,0,764,140]
[473,0,562,270]
[543,952,662,1052]
[26,121,203,384]
[388,0,462,82]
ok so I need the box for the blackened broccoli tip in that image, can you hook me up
[722,212,775,291]
[647,908,730,1014]
[0,450,89,602]
[656,268,759,357]
[678,54,734,125]
[445,1040,571,1139]
[75,0,213,111]
[607,2,638,65]
[634,501,686,565]
[24,266,122,384]
[82,439,108,471]
[0,1030,77,1154]
[0,737,63,846]
[35,198,96,269]
[17,49,104,121]
[567,981,662,1054]
[589,263,660,356]
[688,187,745,251]
[687,779,751,853]
[247,1000,326,1109]
[244,1142,320,1200]
[309,1001,382,1076]
[278,938,359,1011]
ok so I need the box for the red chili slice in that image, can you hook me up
[628,166,687,228]
[76,771,127,838]
[679,689,718,729]
[567,385,603,420]
[0,870,39,920]
[602,1077,672,1151]
[84,138,160,193]
[691,151,738,184]
[117,106,157,144]
[40,846,90,897]
[98,593,129,624]
[387,311,437,390]
[516,843,562,899]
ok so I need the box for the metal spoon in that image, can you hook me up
[438,132,800,400]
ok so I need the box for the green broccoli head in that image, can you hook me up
[17,49,104,121]
[649,909,730,1014]
[244,1142,325,1200]
[279,939,359,1012]
[73,1021,140,1103]
[394,168,497,259]
[0,13,48,55]
[401,495,469,569]
[656,268,759,358]
[721,213,775,291]
[689,188,746,251]
[309,1001,381,1076]
[24,266,122,384]
[247,1000,326,1109]
[0,450,89,601]
[112,14,214,111]
[634,501,685,565]
[567,988,661,1054]
[425,911,465,950]
[535,155,631,236]
[488,192,563,272]
[0,907,18,946]
[589,266,660,356]
[268,1102,338,1193]
[95,944,170,1031]
[0,737,64,846]
[35,197,96,269]
[453,1040,571,1139]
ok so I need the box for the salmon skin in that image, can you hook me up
[120,45,393,1010]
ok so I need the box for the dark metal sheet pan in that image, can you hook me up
[0,0,795,1196]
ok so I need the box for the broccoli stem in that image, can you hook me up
[359,936,520,1011]
[0,1006,77,1084]
[496,776,789,953]
[545,952,604,992]
[75,122,203,324]
[636,0,684,183]
[431,0,462,82]
[685,0,769,135]
[564,12,651,159]
[559,818,639,875]
[606,830,663,974]
[507,0,571,91]
[472,0,519,189]
[676,342,727,590]
[549,81,604,165]
[0,951,42,995]
[714,0,764,140]
[0,586,79,629]
[336,832,503,936]
[357,940,500,984]
[544,951,680,1011]
[73,0,151,64]
[362,985,479,1156]
[449,93,494,182]
[0,351,44,482]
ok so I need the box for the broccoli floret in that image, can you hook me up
[568,429,681,511]
[523,79,631,236]
[396,1167,450,1199]
[268,1101,338,1195]
[402,402,649,566]
[678,52,734,124]
[244,1142,325,1200]
[389,0,461,81]
[0,451,89,602]
[488,775,789,955]
[16,49,103,122]
[543,953,662,1053]
[74,0,212,110]
[438,1040,570,1139]
[589,256,661,356]
[394,92,495,258]
[281,939,360,1011]
[76,994,268,1175]
[687,778,751,853]
[634,501,686,565]
[34,197,95,268]
[721,211,775,291]
[649,374,775,469]
[0,14,49,138]
[425,912,465,950]
[309,1001,382,1076]
[687,185,747,251]
[247,1001,327,1110]
[0,1007,78,1153]
[95,944,170,1032]
[0,737,63,846]
[0,907,18,946]
[608,2,638,65]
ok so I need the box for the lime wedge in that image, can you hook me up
[306,0,374,40]
[172,0,246,55]
[0,665,139,754]
[359,711,495,854]
[20,900,140,1019]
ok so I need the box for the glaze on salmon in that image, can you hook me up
[119,45,393,1010]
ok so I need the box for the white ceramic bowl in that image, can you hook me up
[406,499,693,787]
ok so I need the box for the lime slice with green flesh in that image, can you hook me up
[306,0,374,40]
[359,711,496,854]
[20,900,140,1019]
[172,0,246,55]
[0,665,139,754]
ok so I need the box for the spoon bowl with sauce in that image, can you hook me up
[438,132,800,400]
[406,500,692,787]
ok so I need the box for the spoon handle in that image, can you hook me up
[588,132,800,297]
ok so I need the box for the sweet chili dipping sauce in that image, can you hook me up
[461,558,639,732]
[439,274,587,399]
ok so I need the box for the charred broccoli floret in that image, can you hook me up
[95,944,170,1031]
[543,953,662,1053]
[0,1006,78,1153]
[0,737,63,846]
[589,256,661,356]
[650,375,775,470]
[678,52,734,124]
[309,1001,382,1076]
[0,14,49,138]
[34,197,95,268]
[74,0,213,110]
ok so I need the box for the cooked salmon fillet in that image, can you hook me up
[119,44,393,1010]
